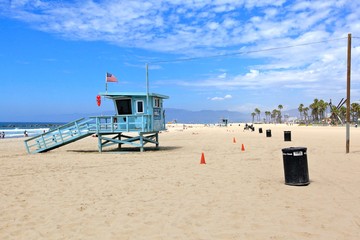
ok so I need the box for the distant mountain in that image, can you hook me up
[165,108,249,124]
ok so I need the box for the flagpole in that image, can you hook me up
[146,63,149,114]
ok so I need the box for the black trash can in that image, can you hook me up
[266,129,271,137]
[284,131,291,141]
[259,128,263,134]
[281,147,310,186]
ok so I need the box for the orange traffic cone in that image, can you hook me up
[200,152,206,164]
[241,144,245,151]
[233,137,236,143]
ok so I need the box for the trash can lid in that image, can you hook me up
[281,147,307,153]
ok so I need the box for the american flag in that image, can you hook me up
[106,72,118,82]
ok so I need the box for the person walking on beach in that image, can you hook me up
[24,130,28,137]
[0,131,4,138]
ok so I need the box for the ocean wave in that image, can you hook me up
[0,128,50,138]
[0,122,65,138]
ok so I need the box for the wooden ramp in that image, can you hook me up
[24,118,95,154]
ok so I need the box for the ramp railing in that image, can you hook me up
[24,118,95,154]
[24,115,153,154]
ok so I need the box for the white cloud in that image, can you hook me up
[244,69,259,79]
[210,94,232,101]
[210,97,224,101]
[207,22,220,30]
[218,73,227,79]
[222,17,237,29]
[3,0,351,53]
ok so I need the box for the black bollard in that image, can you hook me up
[284,131,291,141]
[266,129,271,137]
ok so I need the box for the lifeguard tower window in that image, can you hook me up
[136,100,144,113]
[116,99,132,115]
[154,98,161,108]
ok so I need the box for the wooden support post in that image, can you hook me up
[140,134,144,152]
[98,134,102,153]
[156,132,159,148]
[118,133,121,149]
[346,33,351,153]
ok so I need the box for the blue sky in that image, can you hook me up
[0,0,360,121]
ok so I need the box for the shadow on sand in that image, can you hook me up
[67,145,182,154]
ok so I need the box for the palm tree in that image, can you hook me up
[278,105,283,123]
[339,106,347,123]
[330,105,341,124]
[318,99,328,121]
[298,103,304,122]
[270,110,276,123]
[303,107,309,123]
[310,98,319,122]
[265,111,271,123]
[271,109,280,123]
[351,103,360,122]
[254,108,261,122]
[251,112,256,123]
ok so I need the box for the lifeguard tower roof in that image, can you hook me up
[99,92,169,99]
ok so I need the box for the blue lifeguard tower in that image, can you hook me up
[24,92,169,153]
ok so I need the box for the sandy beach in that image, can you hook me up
[1,124,360,239]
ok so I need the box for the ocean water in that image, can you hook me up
[0,122,65,138]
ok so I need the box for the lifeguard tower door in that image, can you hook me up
[153,97,165,131]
